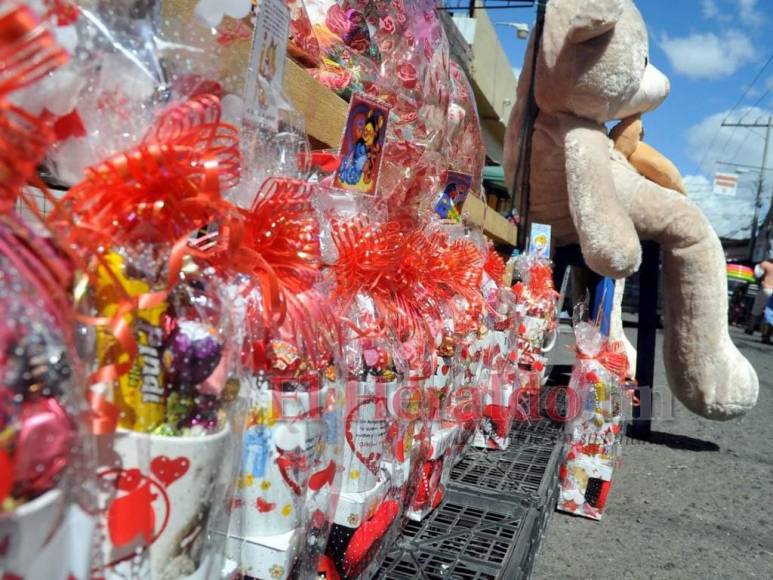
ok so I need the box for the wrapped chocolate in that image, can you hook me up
[558,315,627,520]
[46,95,244,579]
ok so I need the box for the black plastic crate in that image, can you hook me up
[372,490,537,580]
[448,424,565,506]
[509,417,564,444]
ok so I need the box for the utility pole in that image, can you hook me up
[721,116,772,260]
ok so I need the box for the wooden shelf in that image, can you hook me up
[461,195,518,247]
[282,58,518,247]
[283,58,348,148]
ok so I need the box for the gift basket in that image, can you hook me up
[557,308,627,521]
[46,93,245,579]
[0,5,98,577]
[472,247,519,451]
[405,225,485,520]
[512,253,559,399]
[221,177,343,580]
[320,208,437,579]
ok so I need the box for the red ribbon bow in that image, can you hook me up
[576,340,629,383]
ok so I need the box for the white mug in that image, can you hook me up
[94,426,233,579]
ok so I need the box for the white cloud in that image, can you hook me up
[512,67,521,80]
[737,0,764,27]
[702,0,719,18]
[686,106,771,175]
[659,30,756,79]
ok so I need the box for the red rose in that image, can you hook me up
[379,15,396,35]
[396,62,418,89]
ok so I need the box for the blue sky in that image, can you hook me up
[486,0,773,238]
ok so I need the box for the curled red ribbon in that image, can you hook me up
[230,178,337,369]
[576,340,629,383]
[44,95,242,432]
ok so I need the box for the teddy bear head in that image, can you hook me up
[531,0,670,124]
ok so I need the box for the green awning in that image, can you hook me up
[483,165,507,193]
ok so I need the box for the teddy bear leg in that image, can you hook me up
[626,183,759,420]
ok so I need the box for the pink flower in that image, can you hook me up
[379,15,396,35]
[396,10,407,26]
[397,62,418,89]
[378,35,396,54]
[325,4,349,37]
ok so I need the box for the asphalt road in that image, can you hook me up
[533,324,773,579]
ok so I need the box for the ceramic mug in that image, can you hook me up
[94,425,233,579]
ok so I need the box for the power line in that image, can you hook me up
[696,53,773,173]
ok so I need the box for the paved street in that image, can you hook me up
[534,324,773,579]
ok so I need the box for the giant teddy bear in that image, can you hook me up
[503,0,758,420]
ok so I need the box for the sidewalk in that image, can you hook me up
[533,324,773,579]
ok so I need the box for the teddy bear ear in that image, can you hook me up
[565,0,624,43]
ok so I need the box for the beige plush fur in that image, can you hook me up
[504,0,758,419]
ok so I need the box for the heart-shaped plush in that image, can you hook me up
[309,461,336,491]
[194,0,252,28]
[345,397,388,475]
[343,499,399,575]
[150,456,189,487]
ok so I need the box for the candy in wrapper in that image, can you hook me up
[94,250,168,433]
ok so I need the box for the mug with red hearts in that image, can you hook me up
[340,378,397,495]
[93,425,235,579]
[224,381,337,579]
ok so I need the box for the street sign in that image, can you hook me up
[713,172,738,196]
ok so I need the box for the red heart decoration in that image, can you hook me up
[255,498,276,513]
[275,448,308,496]
[343,499,399,575]
[441,364,449,376]
[150,456,189,487]
[432,485,444,509]
[345,397,388,475]
[309,461,336,491]
[107,481,156,547]
[115,468,142,492]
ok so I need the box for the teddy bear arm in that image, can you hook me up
[563,121,641,278]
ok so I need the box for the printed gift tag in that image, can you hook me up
[334,93,390,195]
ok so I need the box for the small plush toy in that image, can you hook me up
[504,0,758,419]
[610,114,686,195]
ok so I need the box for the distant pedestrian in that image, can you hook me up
[746,250,773,335]
[763,293,773,345]
[729,283,749,326]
